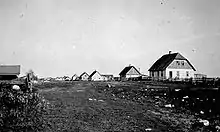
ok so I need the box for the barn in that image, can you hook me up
[0,65,20,80]
[119,65,141,81]
[148,52,196,80]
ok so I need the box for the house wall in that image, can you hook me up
[168,60,193,69]
[125,74,140,78]
[166,68,194,79]
[126,67,140,75]
[166,59,195,79]
[81,74,88,81]
[91,73,103,81]
[149,70,166,80]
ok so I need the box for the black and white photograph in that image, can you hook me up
[0,0,220,131]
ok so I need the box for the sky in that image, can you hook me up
[0,0,220,78]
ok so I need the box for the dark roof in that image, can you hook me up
[89,70,101,78]
[79,72,89,77]
[102,75,113,77]
[0,65,20,75]
[148,53,196,71]
[119,66,141,76]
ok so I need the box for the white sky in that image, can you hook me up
[0,0,220,77]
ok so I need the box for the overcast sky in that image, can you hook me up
[0,0,220,77]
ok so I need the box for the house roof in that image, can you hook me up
[102,75,113,77]
[148,52,196,71]
[72,74,78,77]
[79,72,89,77]
[89,70,101,78]
[119,66,141,76]
[0,65,20,75]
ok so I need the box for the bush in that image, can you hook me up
[0,85,49,132]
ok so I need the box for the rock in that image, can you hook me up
[165,104,174,108]
[215,126,220,131]
[199,119,209,126]
[145,128,152,131]
[175,89,181,91]
[183,96,189,99]
[200,111,204,114]
[12,85,20,90]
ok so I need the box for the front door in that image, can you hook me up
[169,71,173,78]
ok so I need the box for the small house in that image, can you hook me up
[71,74,79,81]
[102,74,114,81]
[0,65,20,80]
[79,72,89,81]
[119,65,141,81]
[148,52,196,80]
[89,70,104,81]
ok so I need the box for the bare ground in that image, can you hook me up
[36,81,202,132]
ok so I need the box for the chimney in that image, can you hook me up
[169,51,172,54]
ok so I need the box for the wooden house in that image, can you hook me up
[148,52,196,80]
[79,72,89,81]
[0,65,20,80]
[71,74,79,81]
[119,65,141,81]
[88,70,104,81]
[102,74,114,81]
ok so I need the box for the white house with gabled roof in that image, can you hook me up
[148,52,196,80]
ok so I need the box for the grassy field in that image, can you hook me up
[35,81,210,132]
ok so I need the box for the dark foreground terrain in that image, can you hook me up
[35,81,219,132]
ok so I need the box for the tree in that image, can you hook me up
[26,69,38,81]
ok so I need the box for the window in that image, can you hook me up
[161,71,163,77]
[176,61,180,65]
[182,61,184,66]
[177,71,180,77]
[186,71,189,77]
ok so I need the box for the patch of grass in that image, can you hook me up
[36,81,202,132]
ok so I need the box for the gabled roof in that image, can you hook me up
[119,66,141,76]
[79,72,89,77]
[0,65,20,75]
[89,70,102,78]
[148,52,196,71]
[72,74,78,77]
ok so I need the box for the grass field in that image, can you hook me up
[35,81,212,132]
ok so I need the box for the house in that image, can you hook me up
[79,72,89,81]
[113,77,120,81]
[148,52,196,80]
[71,74,79,81]
[0,65,20,80]
[63,76,71,81]
[194,73,207,79]
[102,74,114,81]
[88,70,104,81]
[119,65,141,81]
[55,77,63,81]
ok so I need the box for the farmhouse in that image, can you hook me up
[119,65,141,81]
[71,74,79,81]
[102,74,114,81]
[88,70,104,81]
[55,77,63,81]
[79,72,89,81]
[0,65,20,80]
[148,52,196,80]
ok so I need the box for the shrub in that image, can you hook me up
[0,85,49,132]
